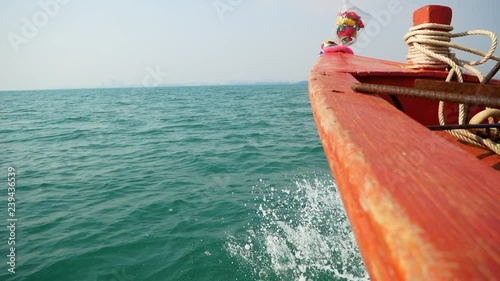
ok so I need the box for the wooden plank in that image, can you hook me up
[415,79,500,99]
[316,53,487,83]
[309,66,500,280]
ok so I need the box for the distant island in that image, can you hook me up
[115,80,309,88]
[212,80,308,86]
[1,80,309,92]
[295,81,308,85]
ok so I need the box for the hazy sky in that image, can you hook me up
[1,0,499,91]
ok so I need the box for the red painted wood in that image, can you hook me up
[309,53,500,280]
[319,54,490,126]
[318,52,484,82]
[413,5,452,26]
[435,131,500,170]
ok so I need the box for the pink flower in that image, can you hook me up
[338,26,356,38]
[345,11,360,20]
[357,19,364,28]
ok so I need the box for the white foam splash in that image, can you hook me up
[227,175,370,281]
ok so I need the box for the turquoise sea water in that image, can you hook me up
[0,85,368,281]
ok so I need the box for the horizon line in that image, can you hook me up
[0,80,308,93]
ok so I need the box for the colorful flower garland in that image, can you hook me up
[336,11,364,45]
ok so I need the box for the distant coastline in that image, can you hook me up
[0,80,308,93]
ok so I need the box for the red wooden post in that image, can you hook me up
[413,5,452,26]
[407,5,453,70]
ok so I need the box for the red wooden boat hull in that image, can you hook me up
[308,52,500,280]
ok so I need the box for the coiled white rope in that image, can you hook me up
[404,23,500,155]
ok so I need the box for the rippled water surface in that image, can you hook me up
[0,85,368,281]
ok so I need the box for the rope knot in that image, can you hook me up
[403,23,500,155]
[404,23,454,69]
